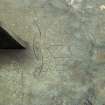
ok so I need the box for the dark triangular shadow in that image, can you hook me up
[0,24,27,49]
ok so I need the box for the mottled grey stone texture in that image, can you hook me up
[0,0,105,105]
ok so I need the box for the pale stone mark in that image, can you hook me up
[99,5,105,11]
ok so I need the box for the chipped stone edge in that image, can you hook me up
[0,22,28,49]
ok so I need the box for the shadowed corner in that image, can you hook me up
[0,22,28,49]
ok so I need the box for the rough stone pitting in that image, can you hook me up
[0,23,27,49]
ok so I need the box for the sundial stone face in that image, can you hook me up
[0,0,105,105]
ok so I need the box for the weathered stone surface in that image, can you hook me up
[0,0,105,105]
